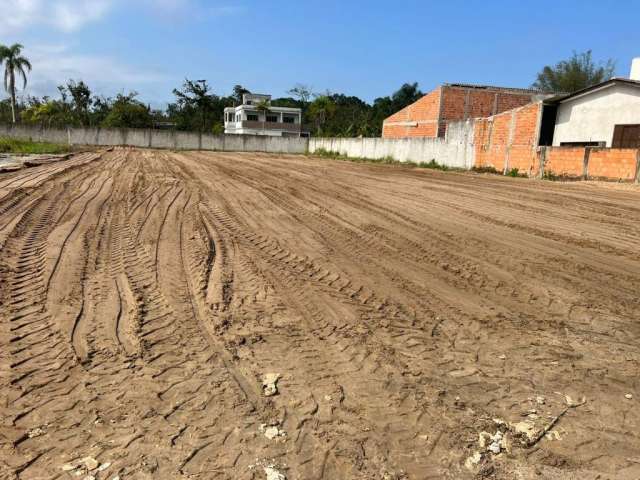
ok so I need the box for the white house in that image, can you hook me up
[224,93,303,137]
[549,58,640,148]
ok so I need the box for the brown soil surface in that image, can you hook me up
[1,148,639,480]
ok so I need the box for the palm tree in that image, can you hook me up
[256,99,271,134]
[0,44,32,123]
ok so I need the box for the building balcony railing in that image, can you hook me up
[226,121,301,132]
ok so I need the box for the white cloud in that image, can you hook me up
[0,0,244,34]
[0,0,115,34]
[51,1,113,32]
[16,44,169,99]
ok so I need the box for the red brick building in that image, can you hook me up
[382,83,549,139]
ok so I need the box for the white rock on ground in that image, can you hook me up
[262,373,281,397]
[260,424,286,440]
[82,457,99,471]
[264,466,286,480]
[464,451,482,471]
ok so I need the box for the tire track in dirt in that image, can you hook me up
[2,148,640,479]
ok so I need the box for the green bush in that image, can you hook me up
[417,159,450,171]
[0,137,71,154]
[312,149,460,171]
[472,165,500,175]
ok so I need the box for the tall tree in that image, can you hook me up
[390,82,423,112]
[255,98,271,133]
[0,43,32,123]
[532,50,616,93]
[172,79,215,132]
[63,79,92,126]
[308,95,336,135]
[101,92,152,128]
[287,84,313,104]
[232,84,250,105]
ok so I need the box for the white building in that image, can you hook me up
[549,58,640,148]
[224,93,303,137]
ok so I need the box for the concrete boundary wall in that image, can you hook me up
[2,122,638,182]
[0,124,309,154]
[309,120,475,169]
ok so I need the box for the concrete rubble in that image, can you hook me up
[260,423,286,440]
[264,466,287,480]
[262,373,281,397]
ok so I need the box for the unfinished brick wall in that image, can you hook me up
[539,147,639,180]
[382,88,441,139]
[474,102,542,175]
[586,149,638,180]
[383,85,541,139]
[439,86,539,137]
[543,148,585,177]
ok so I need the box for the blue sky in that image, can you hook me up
[1,0,638,107]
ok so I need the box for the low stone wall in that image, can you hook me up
[309,120,475,169]
[0,124,309,154]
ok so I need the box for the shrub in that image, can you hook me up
[472,165,500,175]
[0,137,71,154]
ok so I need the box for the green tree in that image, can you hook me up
[367,82,423,136]
[0,43,32,123]
[532,50,616,93]
[390,82,423,112]
[63,79,92,126]
[255,98,271,133]
[172,79,215,133]
[101,92,152,128]
[287,84,313,104]
[91,95,113,126]
[232,84,250,105]
[21,99,74,127]
[308,95,336,135]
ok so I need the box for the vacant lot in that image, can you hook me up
[1,148,639,479]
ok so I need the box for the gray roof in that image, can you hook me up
[544,77,640,104]
[443,82,552,95]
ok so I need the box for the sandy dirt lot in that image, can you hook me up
[1,148,639,480]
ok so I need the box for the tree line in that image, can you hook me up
[1,44,616,137]
[0,75,424,137]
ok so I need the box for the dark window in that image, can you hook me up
[246,100,252,105]
[283,115,296,124]
[266,115,278,123]
[612,124,640,148]
[247,114,258,121]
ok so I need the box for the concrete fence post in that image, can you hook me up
[582,147,592,180]
[538,147,547,179]
[635,149,640,184]
[504,110,516,175]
